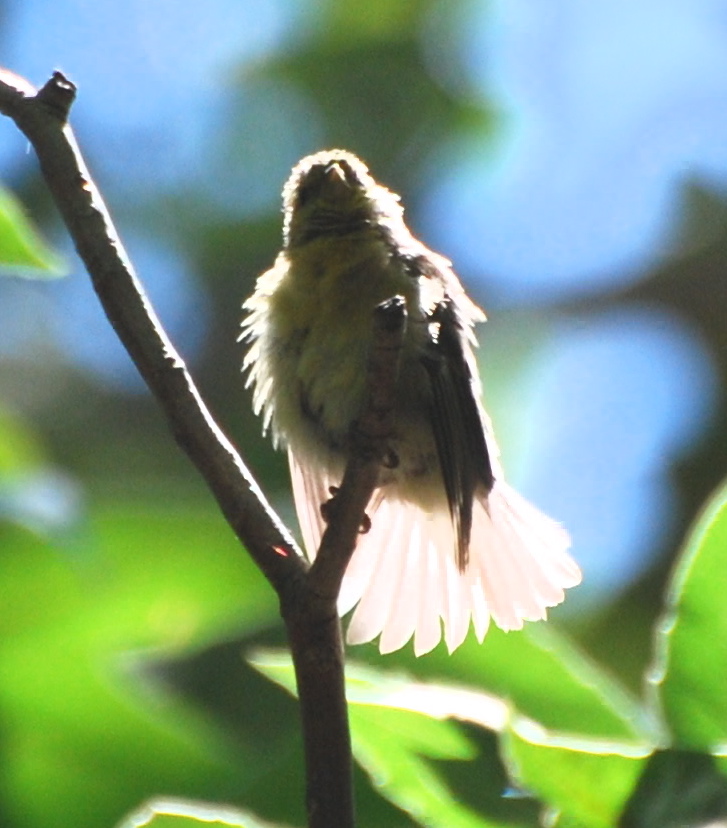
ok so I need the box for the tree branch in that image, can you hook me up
[0,69,405,828]
[0,69,302,590]
[284,297,406,827]
[309,296,407,600]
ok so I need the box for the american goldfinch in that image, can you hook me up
[241,149,581,655]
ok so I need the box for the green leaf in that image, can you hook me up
[0,537,242,828]
[0,184,65,276]
[0,501,281,828]
[251,639,659,825]
[86,501,278,651]
[650,481,727,750]
[379,623,657,743]
[619,750,727,828]
[117,797,295,827]
[250,651,515,827]
[501,718,650,828]
[352,705,503,828]
[0,522,82,637]
[250,649,508,732]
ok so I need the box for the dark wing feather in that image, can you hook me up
[422,298,494,570]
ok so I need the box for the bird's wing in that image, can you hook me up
[421,297,494,569]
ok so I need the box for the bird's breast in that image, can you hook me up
[270,240,438,475]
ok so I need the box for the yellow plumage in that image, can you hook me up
[242,149,581,655]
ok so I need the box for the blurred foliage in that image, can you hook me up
[0,183,65,276]
[2,0,727,826]
[654,480,727,752]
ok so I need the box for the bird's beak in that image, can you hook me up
[323,162,351,198]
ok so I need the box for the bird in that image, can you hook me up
[241,149,581,655]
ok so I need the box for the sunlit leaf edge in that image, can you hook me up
[116,797,295,828]
[248,648,508,731]
[648,479,727,750]
[249,649,513,827]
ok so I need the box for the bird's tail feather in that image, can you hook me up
[289,450,581,655]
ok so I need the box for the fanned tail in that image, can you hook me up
[289,450,581,656]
